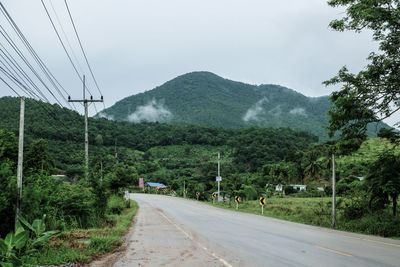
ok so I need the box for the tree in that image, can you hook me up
[302,151,322,180]
[24,139,54,175]
[324,0,400,143]
[104,162,138,194]
[366,151,400,216]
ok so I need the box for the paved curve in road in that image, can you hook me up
[115,193,400,267]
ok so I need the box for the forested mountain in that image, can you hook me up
[97,71,389,140]
[0,96,317,175]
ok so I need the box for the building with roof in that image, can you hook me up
[145,182,167,189]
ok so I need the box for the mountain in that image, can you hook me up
[0,96,317,174]
[98,71,389,140]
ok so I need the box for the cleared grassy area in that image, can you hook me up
[213,197,333,226]
[209,197,400,237]
[24,200,138,266]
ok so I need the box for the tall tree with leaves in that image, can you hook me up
[324,0,400,144]
[366,151,400,216]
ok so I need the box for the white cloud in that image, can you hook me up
[289,107,307,116]
[243,98,268,122]
[97,112,114,120]
[127,99,173,123]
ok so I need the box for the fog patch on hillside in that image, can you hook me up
[127,99,173,123]
[289,107,307,116]
[97,112,115,120]
[243,98,268,122]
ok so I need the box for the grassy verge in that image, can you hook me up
[24,200,138,266]
[208,197,400,237]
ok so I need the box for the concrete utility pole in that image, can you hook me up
[331,153,336,228]
[68,76,103,178]
[114,138,118,159]
[15,96,24,231]
[217,152,221,201]
[183,180,186,198]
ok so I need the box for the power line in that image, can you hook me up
[64,0,105,110]
[0,76,20,96]
[0,27,50,102]
[48,0,85,75]
[0,3,74,110]
[0,44,54,102]
[0,65,46,101]
[40,0,92,97]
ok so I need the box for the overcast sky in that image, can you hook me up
[1,0,390,124]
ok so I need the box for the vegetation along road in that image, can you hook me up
[110,193,400,267]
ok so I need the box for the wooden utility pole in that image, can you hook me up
[68,76,103,178]
[15,96,25,231]
[331,153,336,228]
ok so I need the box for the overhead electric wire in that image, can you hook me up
[0,49,34,92]
[0,65,45,100]
[48,0,85,75]
[64,0,105,110]
[0,27,51,101]
[0,67,44,101]
[40,0,93,97]
[0,76,20,96]
[0,44,53,102]
[0,3,74,110]
[0,24,64,107]
[0,2,89,135]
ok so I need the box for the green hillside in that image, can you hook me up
[0,96,317,176]
[98,71,389,140]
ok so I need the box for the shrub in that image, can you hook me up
[48,182,96,229]
[106,195,126,215]
[284,185,298,195]
[341,190,369,220]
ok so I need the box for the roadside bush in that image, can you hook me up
[106,195,126,215]
[284,185,298,195]
[341,189,370,220]
[48,182,97,229]
[340,213,400,237]
[0,160,17,237]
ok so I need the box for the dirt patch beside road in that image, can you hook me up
[92,199,227,267]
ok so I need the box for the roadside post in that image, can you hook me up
[216,152,222,201]
[235,196,240,210]
[259,197,266,215]
[196,192,200,200]
[212,193,216,204]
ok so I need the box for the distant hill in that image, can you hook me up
[98,71,389,140]
[0,96,317,173]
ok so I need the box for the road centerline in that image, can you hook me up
[315,245,353,257]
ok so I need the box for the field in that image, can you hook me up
[211,196,400,237]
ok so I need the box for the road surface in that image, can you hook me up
[112,194,400,267]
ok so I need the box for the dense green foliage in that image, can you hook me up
[325,0,400,145]
[99,72,389,141]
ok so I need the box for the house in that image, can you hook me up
[145,182,167,189]
[291,184,307,191]
[267,184,307,192]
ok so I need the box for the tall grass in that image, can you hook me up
[24,200,138,266]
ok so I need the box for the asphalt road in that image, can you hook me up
[117,193,400,267]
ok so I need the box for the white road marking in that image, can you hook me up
[158,210,233,267]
